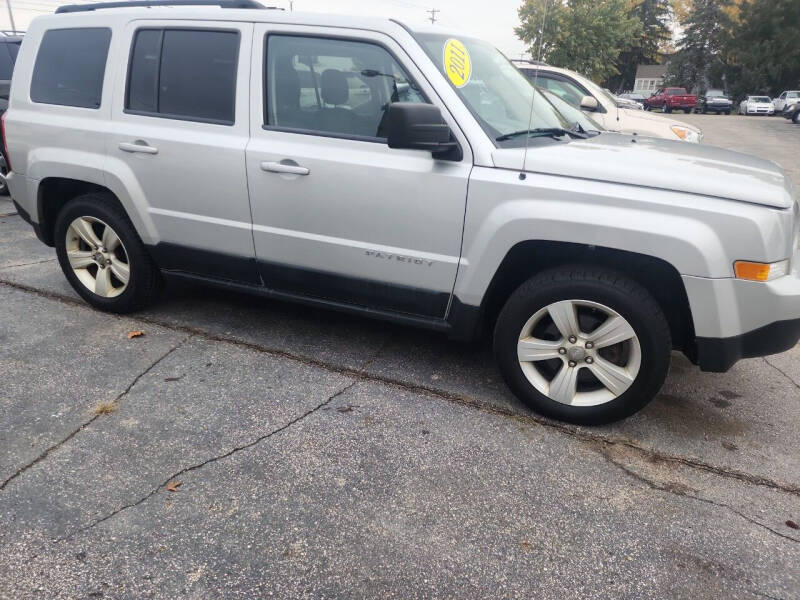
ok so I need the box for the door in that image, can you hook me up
[245,26,472,318]
[775,92,786,111]
[108,21,257,283]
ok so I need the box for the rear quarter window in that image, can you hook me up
[31,28,111,108]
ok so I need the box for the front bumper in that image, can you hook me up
[695,318,800,372]
[683,247,800,371]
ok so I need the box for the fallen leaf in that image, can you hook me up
[166,480,182,492]
[127,330,145,339]
[786,520,799,530]
[336,405,355,413]
[92,401,118,416]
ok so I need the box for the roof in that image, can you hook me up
[634,64,667,80]
[28,5,468,39]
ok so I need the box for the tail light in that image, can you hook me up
[1,112,10,172]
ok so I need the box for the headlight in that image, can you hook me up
[734,259,790,282]
[670,125,702,143]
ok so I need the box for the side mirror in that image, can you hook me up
[579,95,598,111]
[385,102,460,159]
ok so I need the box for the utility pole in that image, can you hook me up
[427,8,439,25]
[288,0,293,10]
[5,0,16,35]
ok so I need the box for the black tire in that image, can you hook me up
[794,111,799,124]
[54,192,162,313]
[493,266,671,425]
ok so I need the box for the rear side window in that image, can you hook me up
[0,43,14,79]
[31,28,111,108]
[127,28,239,124]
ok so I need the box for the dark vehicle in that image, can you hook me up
[644,87,697,113]
[0,32,22,196]
[783,101,800,124]
[695,89,732,115]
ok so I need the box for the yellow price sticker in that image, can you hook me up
[443,38,471,88]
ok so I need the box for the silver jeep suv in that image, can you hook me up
[5,1,800,424]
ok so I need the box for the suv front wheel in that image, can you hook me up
[494,267,671,425]
[54,193,161,313]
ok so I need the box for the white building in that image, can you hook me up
[634,64,667,93]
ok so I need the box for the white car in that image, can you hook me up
[773,91,800,113]
[739,95,774,116]
[512,60,702,142]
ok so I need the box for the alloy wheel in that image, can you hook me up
[516,299,641,407]
[65,216,131,298]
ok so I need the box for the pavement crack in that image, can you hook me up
[55,379,358,543]
[763,357,800,391]
[603,452,799,545]
[2,278,799,497]
[0,257,57,270]
[0,335,190,492]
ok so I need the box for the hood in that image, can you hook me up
[492,133,794,209]
[619,107,701,133]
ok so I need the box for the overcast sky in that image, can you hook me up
[1,0,530,58]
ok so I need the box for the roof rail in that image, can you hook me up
[55,0,271,13]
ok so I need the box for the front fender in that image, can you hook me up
[455,166,791,307]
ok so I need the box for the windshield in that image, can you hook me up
[707,90,724,97]
[539,89,603,133]
[752,96,770,102]
[415,33,573,146]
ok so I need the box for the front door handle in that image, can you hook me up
[119,141,159,154]
[260,161,309,176]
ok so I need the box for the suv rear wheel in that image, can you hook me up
[493,266,671,425]
[54,193,161,313]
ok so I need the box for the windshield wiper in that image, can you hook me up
[496,127,590,142]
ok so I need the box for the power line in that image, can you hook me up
[426,7,438,24]
[5,0,17,33]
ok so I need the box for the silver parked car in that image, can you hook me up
[5,2,800,424]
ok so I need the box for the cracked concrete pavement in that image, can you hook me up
[1,116,799,598]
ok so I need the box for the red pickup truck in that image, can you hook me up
[644,87,697,113]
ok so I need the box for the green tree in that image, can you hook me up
[724,0,800,98]
[516,0,643,83]
[665,0,734,92]
[610,0,673,91]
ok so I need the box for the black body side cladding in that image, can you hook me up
[144,242,480,338]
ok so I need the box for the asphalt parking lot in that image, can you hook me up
[1,115,798,599]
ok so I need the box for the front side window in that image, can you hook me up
[127,28,239,124]
[31,28,111,108]
[265,35,426,140]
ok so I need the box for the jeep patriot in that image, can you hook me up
[5,1,800,424]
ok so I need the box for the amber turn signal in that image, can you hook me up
[734,260,789,282]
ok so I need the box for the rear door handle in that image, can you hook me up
[119,141,158,154]
[260,161,309,176]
